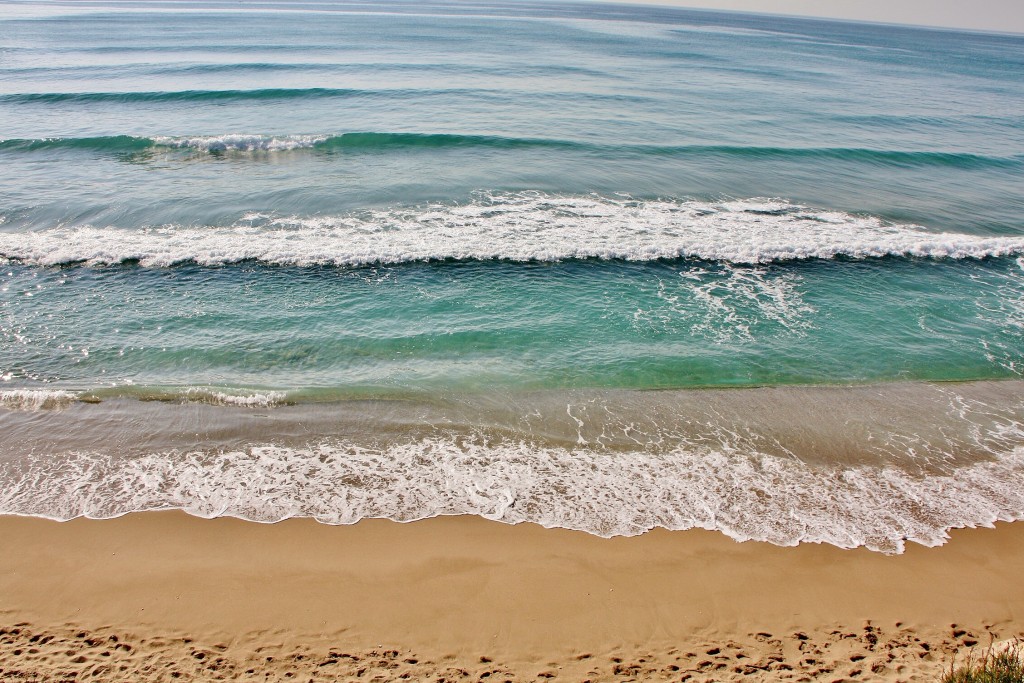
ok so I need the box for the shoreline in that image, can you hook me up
[2,513,1022,681]
[3,378,1024,552]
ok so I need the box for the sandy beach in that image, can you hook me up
[1,513,1022,682]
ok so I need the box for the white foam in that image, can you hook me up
[1,436,1022,554]
[151,134,329,152]
[3,193,1023,267]
[0,389,77,411]
[633,265,815,340]
[974,267,1024,376]
[687,264,814,341]
[182,388,288,407]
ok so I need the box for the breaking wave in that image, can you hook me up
[0,389,78,411]
[1,132,1021,169]
[1,437,1022,554]
[132,387,291,407]
[2,193,1023,267]
[0,387,290,410]
[3,380,1023,553]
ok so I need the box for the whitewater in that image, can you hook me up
[4,194,1024,267]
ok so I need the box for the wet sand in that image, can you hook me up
[1,513,1022,681]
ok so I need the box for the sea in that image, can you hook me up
[1,0,1023,553]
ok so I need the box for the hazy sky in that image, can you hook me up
[607,0,1024,34]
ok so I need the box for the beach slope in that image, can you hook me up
[1,513,1022,681]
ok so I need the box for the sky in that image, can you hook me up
[605,0,1024,34]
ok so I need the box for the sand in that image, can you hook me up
[1,513,1022,682]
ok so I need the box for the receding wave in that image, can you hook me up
[1,436,1022,554]
[2,193,1023,267]
[2,381,1023,553]
[1,131,1021,168]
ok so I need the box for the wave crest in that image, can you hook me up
[151,134,330,152]
[182,388,289,407]
[0,389,77,411]
[2,193,1022,267]
[1,132,1020,169]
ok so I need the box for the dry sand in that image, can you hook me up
[1,512,1022,682]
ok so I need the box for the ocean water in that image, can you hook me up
[1,0,1023,552]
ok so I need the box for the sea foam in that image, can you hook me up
[0,437,1022,554]
[2,193,1023,267]
[0,387,290,410]
[182,388,289,407]
[150,134,329,152]
[2,382,1022,553]
[0,389,78,411]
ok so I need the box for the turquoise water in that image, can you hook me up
[2,255,1024,395]
[1,0,1023,550]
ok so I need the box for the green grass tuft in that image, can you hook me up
[943,641,1024,683]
